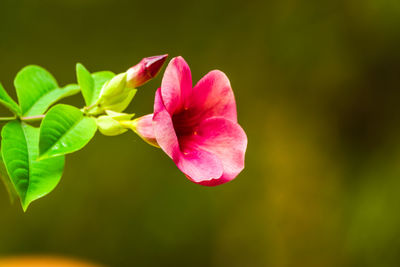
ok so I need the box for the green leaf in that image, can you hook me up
[76,63,115,106]
[0,153,18,203]
[76,63,94,106]
[24,83,80,117]
[1,121,65,211]
[0,83,21,115]
[39,104,97,159]
[14,65,79,116]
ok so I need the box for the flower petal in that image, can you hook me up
[160,56,192,114]
[176,149,224,184]
[153,88,180,160]
[191,70,237,122]
[153,87,224,183]
[182,117,247,186]
[132,114,159,147]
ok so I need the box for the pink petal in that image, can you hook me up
[176,149,224,183]
[160,56,192,114]
[153,88,180,160]
[191,70,237,122]
[133,114,159,147]
[153,88,225,183]
[181,117,247,186]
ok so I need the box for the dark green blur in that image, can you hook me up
[1,0,400,266]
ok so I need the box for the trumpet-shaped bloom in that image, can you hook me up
[134,57,247,186]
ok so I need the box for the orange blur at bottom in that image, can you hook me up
[0,256,103,267]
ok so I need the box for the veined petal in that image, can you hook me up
[182,117,247,186]
[153,88,180,160]
[191,70,237,122]
[160,56,192,114]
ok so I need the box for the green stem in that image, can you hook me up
[0,116,17,121]
[83,103,99,113]
[20,115,45,122]
[119,120,135,130]
[0,114,46,123]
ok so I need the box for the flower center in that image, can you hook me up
[172,107,201,139]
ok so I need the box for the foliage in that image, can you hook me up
[0,64,140,211]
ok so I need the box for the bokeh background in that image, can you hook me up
[1,0,400,266]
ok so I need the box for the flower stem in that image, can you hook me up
[119,120,136,130]
[0,116,17,121]
[83,103,98,112]
[20,115,45,122]
[0,114,46,123]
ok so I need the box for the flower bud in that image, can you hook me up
[99,72,127,99]
[105,110,135,120]
[126,54,168,88]
[96,116,127,136]
[96,111,135,136]
[100,88,137,113]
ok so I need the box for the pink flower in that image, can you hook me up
[133,57,247,186]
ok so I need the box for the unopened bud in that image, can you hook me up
[100,88,137,113]
[96,111,135,136]
[99,72,127,99]
[88,75,136,115]
[105,110,135,120]
[126,54,168,88]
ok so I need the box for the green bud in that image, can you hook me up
[100,88,137,113]
[98,72,127,100]
[105,110,135,120]
[96,116,126,136]
[85,72,137,115]
[96,111,134,136]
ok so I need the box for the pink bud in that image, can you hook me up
[126,54,168,88]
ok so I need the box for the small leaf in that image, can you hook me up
[14,65,57,115]
[0,83,21,115]
[76,63,95,106]
[1,121,65,211]
[39,104,97,159]
[76,64,115,107]
[0,153,18,203]
[14,65,79,116]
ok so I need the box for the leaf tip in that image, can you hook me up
[21,199,31,212]
[76,62,88,72]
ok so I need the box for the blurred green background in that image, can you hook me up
[1,0,400,266]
